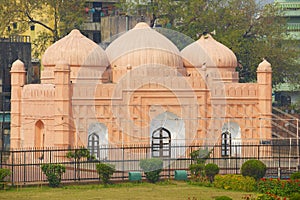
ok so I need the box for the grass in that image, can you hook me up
[0,181,258,200]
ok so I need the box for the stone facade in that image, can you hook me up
[10,23,272,158]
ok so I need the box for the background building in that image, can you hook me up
[0,35,32,150]
[272,0,300,109]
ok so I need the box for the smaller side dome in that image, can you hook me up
[42,29,109,67]
[11,59,25,72]
[257,59,272,72]
[181,34,237,68]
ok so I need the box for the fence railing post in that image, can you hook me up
[122,146,125,181]
[11,150,14,186]
[235,145,238,174]
[23,151,26,183]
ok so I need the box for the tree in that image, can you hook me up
[0,0,86,58]
[118,0,299,85]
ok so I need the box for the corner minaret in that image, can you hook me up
[257,59,272,139]
[54,60,72,148]
[10,60,26,148]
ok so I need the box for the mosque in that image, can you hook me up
[9,22,272,159]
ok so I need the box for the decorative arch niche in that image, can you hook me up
[35,120,45,148]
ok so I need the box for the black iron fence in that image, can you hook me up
[0,142,299,185]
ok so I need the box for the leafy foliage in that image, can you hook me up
[66,147,95,180]
[1,0,86,58]
[214,196,232,200]
[118,0,300,85]
[0,168,11,190]
[189,149,211,182]
[189,163,205,179]
[96,163,116,184]
[0,168,11,182]
[257,178,300,198]
[41,163,66,187]
[290,172,300,180]
[190,148,211,164]
[241,159,267,181]
[66,147,95,161]
[139,158,163,183]
[290,193,300,200]
[204,163,220,183]
[214,174,257,192]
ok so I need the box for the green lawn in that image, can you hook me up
[0,181,258,200]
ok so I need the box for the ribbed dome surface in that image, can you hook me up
[105,22,183,68]
[42,29,109,67]
[181,34,237,68]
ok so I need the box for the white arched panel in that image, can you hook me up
[221,121,241,156]
[150,112,185,158]
[87,123,108,160]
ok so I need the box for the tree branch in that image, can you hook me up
[25,11,54,33]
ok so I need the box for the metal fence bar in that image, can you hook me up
[0,142,299,184]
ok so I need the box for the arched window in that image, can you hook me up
[150,111,185,158]
[221,130,231,157]
[151,127,171,158]
[88,133,99,159]
[87,123,108,160]
[221,121,242,157]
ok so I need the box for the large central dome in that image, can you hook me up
[105,22,184,69]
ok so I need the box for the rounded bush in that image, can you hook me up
[140,158,163,183]
[189,163,205,178]
[41,164,66,187]
[204,163,219,183]
[241,159,266,180]
[96,163,115,184]
[290,172,300,180]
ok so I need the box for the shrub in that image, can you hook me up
[290,193,300,200]
[189,163,205,179]
[290,172,300,180]
[214,174,256,192]
[139,158,163,183]
[257,178,300,197]
[204,163,219,183]
[66,147,95,161]
[0,168,11,189]
[190,149,211,164]
[214,196,232,200]
[241,159,267,181]
[96,163,115,184]
[41,163,66,187]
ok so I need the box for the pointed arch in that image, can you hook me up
[87,123,108,160]
[221,121,241,157]
[35,120,45,148]
[150,112,185,158]
[151,127,171,158]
